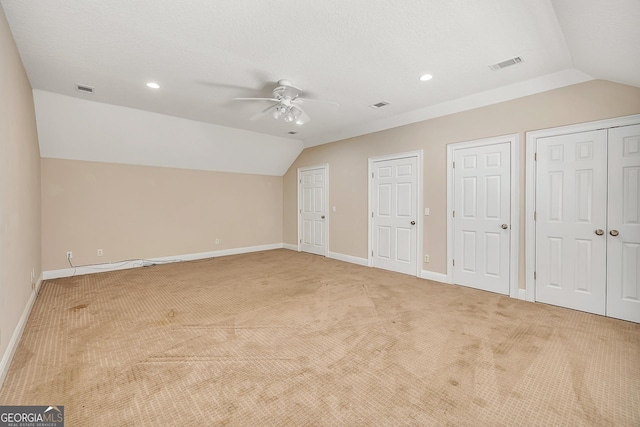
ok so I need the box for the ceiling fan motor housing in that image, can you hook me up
[273,79,302,100]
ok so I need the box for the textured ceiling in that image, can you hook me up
[551,0,640,89]
[1,0,638,149]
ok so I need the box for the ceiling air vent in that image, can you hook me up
[489,56,523,71]
[370,101,390,109]
[75,84,95,94]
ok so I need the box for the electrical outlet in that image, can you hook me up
[215,238,220,245]
[424,254,430,263]
[66,251,73,260]
[97,249,103,256]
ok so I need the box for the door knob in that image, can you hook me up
[610,229,619,236]
[595,229,604,235]
[501,224,508,229]
[321,215,325,219]
[410,221,416,225]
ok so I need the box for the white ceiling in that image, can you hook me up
[2,0,639,149]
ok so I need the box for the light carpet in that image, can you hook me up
[1,249,638,426]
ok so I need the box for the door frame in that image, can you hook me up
[447,134,520,298]
[297,164,329,256]
[368,150,424,277]
[525,114,640,302]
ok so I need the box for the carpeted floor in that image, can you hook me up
[1,249,638,426]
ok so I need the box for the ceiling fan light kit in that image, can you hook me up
[234,79,338,126]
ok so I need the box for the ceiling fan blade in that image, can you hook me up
[296,109,311,125]
[296,97,339,108]
[249,104,278,121]
[233,97,280,102]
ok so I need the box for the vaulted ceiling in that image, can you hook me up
[2,0,639,150]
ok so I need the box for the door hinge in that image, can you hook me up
[452,161,455,168]
[300,178,302,183]
[534,211,536,221]
[452,210,456,218]
[534,271,536,280]
[299,209,302,214]
[453,259,455,267]
[299,239,302,244]
[372,250,374,256]
[372,212,374,218]
[534,153,537,161]
[372,172,374,178]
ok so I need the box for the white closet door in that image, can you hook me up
[371,156,418,275]
[535,130,608,315]
[453,142,511,294]
[607,124,640,323]
[299,167,327,256]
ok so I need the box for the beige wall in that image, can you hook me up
[41,159,283,270]
[0,7,41,367]
[283,80,640,287]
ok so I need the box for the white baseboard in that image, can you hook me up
[43,243,285,280]
[43,259,145,280]
[35,272,43,294]
[0,272,43,389]
[420,270,449,284]
[283,243,298,251]
[327,251,369,267]
[517,288,527,301]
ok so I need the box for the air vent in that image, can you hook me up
[489,56,523,71]
[75,84,95,94]
[370,101,390,109]
[288,131,298,135]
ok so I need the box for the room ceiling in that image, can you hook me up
[1,0,639,148]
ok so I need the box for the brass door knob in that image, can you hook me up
[610,230,619,237]
[595,229,604,236]
[501,224,508,229]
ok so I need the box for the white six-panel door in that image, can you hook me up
[371,156,417,275]
[452,142,511,294]
[607,124,640,323]
[535,130,608,315]
[534,124,640,323]
[299,167,327,256]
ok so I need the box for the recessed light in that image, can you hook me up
[419,74,433,82]
[146,82,160,89]
[295,120,304,125]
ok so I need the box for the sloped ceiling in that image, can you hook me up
[1,0,638,174]
[551,0,640,89]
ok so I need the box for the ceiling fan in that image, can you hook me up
[233,79,338,125]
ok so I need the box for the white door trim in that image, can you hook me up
[368,150,423,277]
[525,114,640,302]
[447,134,520,297]
[298,164,329,256]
